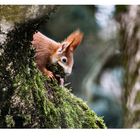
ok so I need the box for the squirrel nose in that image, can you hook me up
[64,67,72,76]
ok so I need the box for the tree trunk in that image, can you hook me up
[0,5,106,128]
[117,5,140,128]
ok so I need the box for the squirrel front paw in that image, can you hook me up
[44,69,55,79]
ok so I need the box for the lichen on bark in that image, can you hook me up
[0,5,106,128]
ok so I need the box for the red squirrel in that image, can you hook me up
[32,29,83,79]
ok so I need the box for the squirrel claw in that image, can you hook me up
[45,70,55,80]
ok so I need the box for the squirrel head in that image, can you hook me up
[55,29,84,75]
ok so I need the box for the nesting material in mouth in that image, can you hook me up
[46,63,66,79]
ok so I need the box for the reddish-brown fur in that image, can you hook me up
[32,30,83,78]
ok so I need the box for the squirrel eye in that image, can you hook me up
[61,56,67,63]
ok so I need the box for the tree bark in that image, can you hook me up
[117,5,140,128]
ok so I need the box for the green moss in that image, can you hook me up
[1,54,106,128]
[5,115,15,127]
[29,77,106,128]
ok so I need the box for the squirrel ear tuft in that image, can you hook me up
[57,42,70,53]
[64,29,84,51]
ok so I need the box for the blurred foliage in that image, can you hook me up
[40,5,98,39]
[0,5,106,128]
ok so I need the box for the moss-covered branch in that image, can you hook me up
[0,5,106,128]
